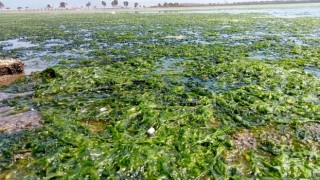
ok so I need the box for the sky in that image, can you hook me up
[0,0,259,9]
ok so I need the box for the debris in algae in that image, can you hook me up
[232,129,257,150]
[147,127,156,135]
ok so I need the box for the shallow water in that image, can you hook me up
[154,58,185,74]
[22,58,59,75]
[1,11,320,178]
[250,54,277,60]
[305,67,320,78]
[44,39,73,48]
[19,49,90,75]
[0,39,38,50]
[0,92,33,102]
[144,6,320,18]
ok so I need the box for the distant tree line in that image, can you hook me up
[153,0,320,8]
[1,0,320,10]
[157,2,180,7]
[60,2,67,8]
[210,0,320,6]
[0,1,4,9]
[0,1,141,11]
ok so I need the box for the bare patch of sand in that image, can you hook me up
[232,129,257,150]
[302,123,320,135]
[84,120,109,134]
[0,74,24,87]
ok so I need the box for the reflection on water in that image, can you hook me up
[44,39,73,48]
[154,58,186,74]
[21,50,89,75]
[138,6,320,18]
[305,67,320,78]
[0,39,38,50]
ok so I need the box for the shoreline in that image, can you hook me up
[0,2,319,14]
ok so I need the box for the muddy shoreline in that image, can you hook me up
[0,59,41,134]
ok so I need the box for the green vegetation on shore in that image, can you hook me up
[0,12,319,179]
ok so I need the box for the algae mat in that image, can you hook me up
[0,12,319,179]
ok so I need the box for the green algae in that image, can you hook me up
[0,12,320,179]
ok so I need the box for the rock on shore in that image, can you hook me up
[0,60,24,76]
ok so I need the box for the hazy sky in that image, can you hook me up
[0,0,257,9]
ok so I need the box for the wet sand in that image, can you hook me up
[0,74,24,87]
[0,70,41,134]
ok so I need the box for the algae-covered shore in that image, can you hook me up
[0,9,320,179]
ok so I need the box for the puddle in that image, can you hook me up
[153,58,241,92]
[184,76,248,92]
[184,76,228,92]
[0,92,33,102]
[218,31,314,48]
[21,50,90,75]
[98,42,139,49]
[165,35,185,40]
[23,58,59,75]
[305,67,320,78]
[250,54,277,60]
[0,39,38,50]
[1,38,90,75]
[292,40,307,46]
[44,39,72,48]
[25,50,88,58]
[220,34,230,39]
[184,77,214,89]
[183,39,213,45]
[284,36,309,46]
[154,58,195,74]
[146,6,320,18]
